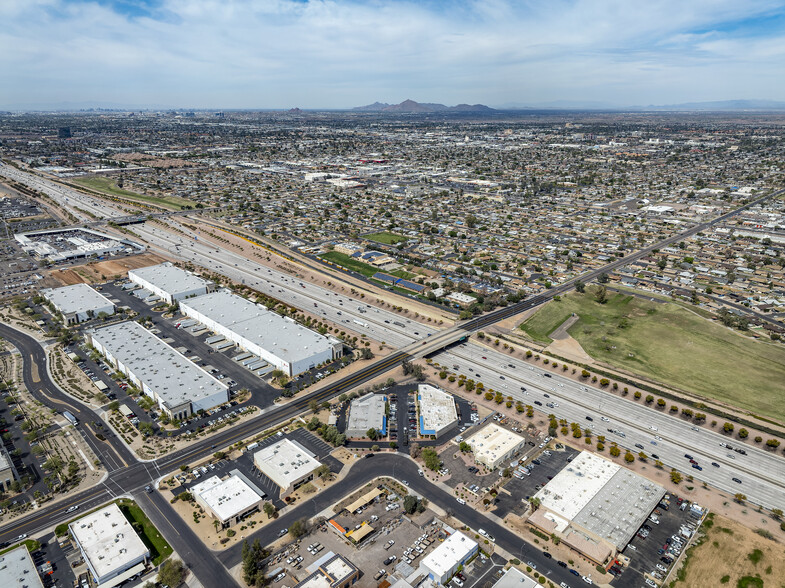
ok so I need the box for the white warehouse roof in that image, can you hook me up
[0,545,45,588]
[192,474,264,523]
[179,289,335,365]
[68,503,149,583]
[417,384,457,436]
[254,439,320,490]
[421,531,477,580]
[467,423,526,466]
[43,283,114,315]
[88,320,227,409]
[128,262,212,297]
[534,452,666,550]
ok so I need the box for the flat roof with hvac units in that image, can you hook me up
[42,283,115,324]
[179,289,341,376]
[530,451,666,562]
[68,503,149,587]
[466,423,526,469]
[416,384,458,437]
[344,394,386,438]
[87,320,228,419]
[421,531,478,584]
[0,544,45,588]
[254,439,321,498]
[128,262,213,303]
[192,473,265,527]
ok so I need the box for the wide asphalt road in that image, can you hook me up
[217,452,583,587]
[0,322,133,471]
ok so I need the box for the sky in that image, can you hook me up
[3,0,785,110]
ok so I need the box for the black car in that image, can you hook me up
[557,561,567,568]
[534,401,542,406]
[711,462,720,468]
[651,453,659,459]
[542,551,552,558]
[585,416,593,421]
[684,454,693,460]
[732,477,742,484]
[543,373,552,378]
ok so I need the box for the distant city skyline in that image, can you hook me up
[2,0,785,110]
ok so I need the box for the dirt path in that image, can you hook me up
[545,314,595,365]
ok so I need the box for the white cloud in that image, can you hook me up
[1,0,784,108]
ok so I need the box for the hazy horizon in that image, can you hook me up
[2,1,785,110]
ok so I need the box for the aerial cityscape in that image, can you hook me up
[1,2,785,588]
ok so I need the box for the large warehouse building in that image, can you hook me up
[254,439,321,499]
[87,320,228,421]
[43,283,115,325]
[421,531,478,584]
[416,384,458,438]
[128,262,213,304]
[69,503,150,587]
[528,451,666,565]
[467,423,526,470]
[345,394,386,438]
[179,289,343,377]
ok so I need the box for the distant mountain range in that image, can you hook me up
[352,99,495,113]
[494,99,785,111]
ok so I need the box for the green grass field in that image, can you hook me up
[365,231,408,245]
[118,499,172,565]
[72,176,194,210]
[520,288,785,422]
[320,251,414,279]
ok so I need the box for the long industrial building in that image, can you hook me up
[179,289,343,377]
[528,451,666,565]
[128,262,213,304]
[68,503,150,587]
[43,283,115,324]
[87,320,228,420]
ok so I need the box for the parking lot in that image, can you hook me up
[266,492,450,588]
[493,445,579,518]
[614,493,701,587]
[174,428,343,512]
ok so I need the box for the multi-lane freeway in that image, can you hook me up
[0,163,782,587]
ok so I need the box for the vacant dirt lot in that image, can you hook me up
[47,253,167,286]
[674,513,785,587]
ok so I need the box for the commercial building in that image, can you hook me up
[421,531,478,584]
[0,544,45,588]
[294,552,359,588]
[42,283,115,325]
[179,289,343,377]
[15,228,144,262]
[87,321,228,421]
[466,423,526,470]
[68,503,150,587]
[344,394,386,438]
[416,384,458,438]
[528,451,666,564]
[192,472,266,528]
[254,439,321,498]
[491,567,539,588]
[128,262,213,304]
[0,446,19,491]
